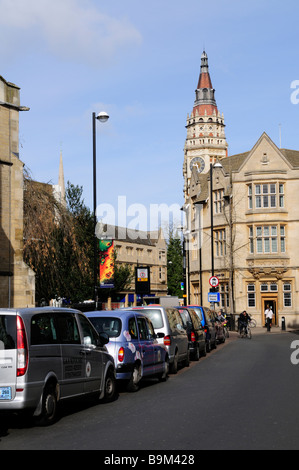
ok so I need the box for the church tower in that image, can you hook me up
[183,51,228,198]
[53,151,66,207]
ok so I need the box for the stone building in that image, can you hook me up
[183,50,228,198]
[183,53,299,328]
[99,224,168,307]
[0,76,35,307]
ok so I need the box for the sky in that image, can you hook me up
[1,0,299,232]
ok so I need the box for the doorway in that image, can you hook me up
[262,299,277,326]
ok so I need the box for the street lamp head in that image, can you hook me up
[213,162,222,169]
[96,111,109,123]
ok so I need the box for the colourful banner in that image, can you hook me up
[99,239,114,288]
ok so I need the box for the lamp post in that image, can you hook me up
[93,111,109,309]
[194,202,203,306]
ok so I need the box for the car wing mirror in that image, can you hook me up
[98,332,109,346]
[156,332,165,338]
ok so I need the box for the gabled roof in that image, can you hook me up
[188,132,299,205]
[280,149,299,167]
[97,224,165,247]
[220,152,250,173]
[190,170,209,203]
[220,132,299,174]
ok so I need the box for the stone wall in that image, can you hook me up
[0,76,35,307]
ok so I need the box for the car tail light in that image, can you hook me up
[191,331,196,342]
[16,316,28,377]
[204,328,208,333]
[118,347,125,362]
[164,335,171,346]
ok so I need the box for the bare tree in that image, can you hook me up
[23,169,92,304]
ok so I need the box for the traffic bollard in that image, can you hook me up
[281,316,286,331]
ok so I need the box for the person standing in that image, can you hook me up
[264,305,274,332]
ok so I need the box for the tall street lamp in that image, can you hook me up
[93,111,109,309]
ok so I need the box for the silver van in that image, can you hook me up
[132,306,189,374]
[0,308,116,425]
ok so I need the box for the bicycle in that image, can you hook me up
[239,323,252,339]
[249,318,257,328]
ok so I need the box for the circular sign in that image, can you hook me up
[209,276,219,287]
[86,362,91,377]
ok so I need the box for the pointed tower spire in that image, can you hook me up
[53,151,66,207]
[194,50,217,115]
[183,50,228,197]
[58,151,65,203]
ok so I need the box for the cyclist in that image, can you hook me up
[216,309,226,323]
[215,309,226,341]
[238,310,251,337]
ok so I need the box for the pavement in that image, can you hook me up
[231,325,299,335]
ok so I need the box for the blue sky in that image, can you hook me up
[1,0,299,231]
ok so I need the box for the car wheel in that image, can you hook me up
[170,350,178,374]
[206,339,211,353]
[201,343,207,357]
[127,363,142,392]
[159,356,169,382]
[184,349,190,367]
[37,382,58,426]
[193,345,200,361]
[103,368,117,402]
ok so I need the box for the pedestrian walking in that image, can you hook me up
[264,305,273,332]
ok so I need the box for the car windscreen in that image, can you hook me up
[88,317,122,338]
[139,309,164,329]
[0,315,16,350]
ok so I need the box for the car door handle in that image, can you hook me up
[80,349,91,355]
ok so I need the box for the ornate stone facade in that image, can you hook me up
[183,51,228,199]
[183,54,299,328]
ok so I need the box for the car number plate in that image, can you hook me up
[0,387,12,400]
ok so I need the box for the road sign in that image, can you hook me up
[208,292,220,303]
[209,276,219,287]
[135,266,151,295]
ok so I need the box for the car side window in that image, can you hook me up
[137,317,148,341]
[31,313,58,345]
[174,310,184,329]
[0,315,16,350]
[167,309,180,330]
[128,317,138,340]
[208,310,216,323]
[177,309,189,329]
[206,309,213,322]
[190,310,201,329]
[145,318,155,340]
[78,314,98,347]
[196,308,203,322]
[55,313,81,345]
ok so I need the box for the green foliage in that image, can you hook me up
[23,175,132,305]
[166,228,184,297]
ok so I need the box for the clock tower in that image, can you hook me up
[183,51,228,197]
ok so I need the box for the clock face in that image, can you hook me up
[190,157,205,173]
